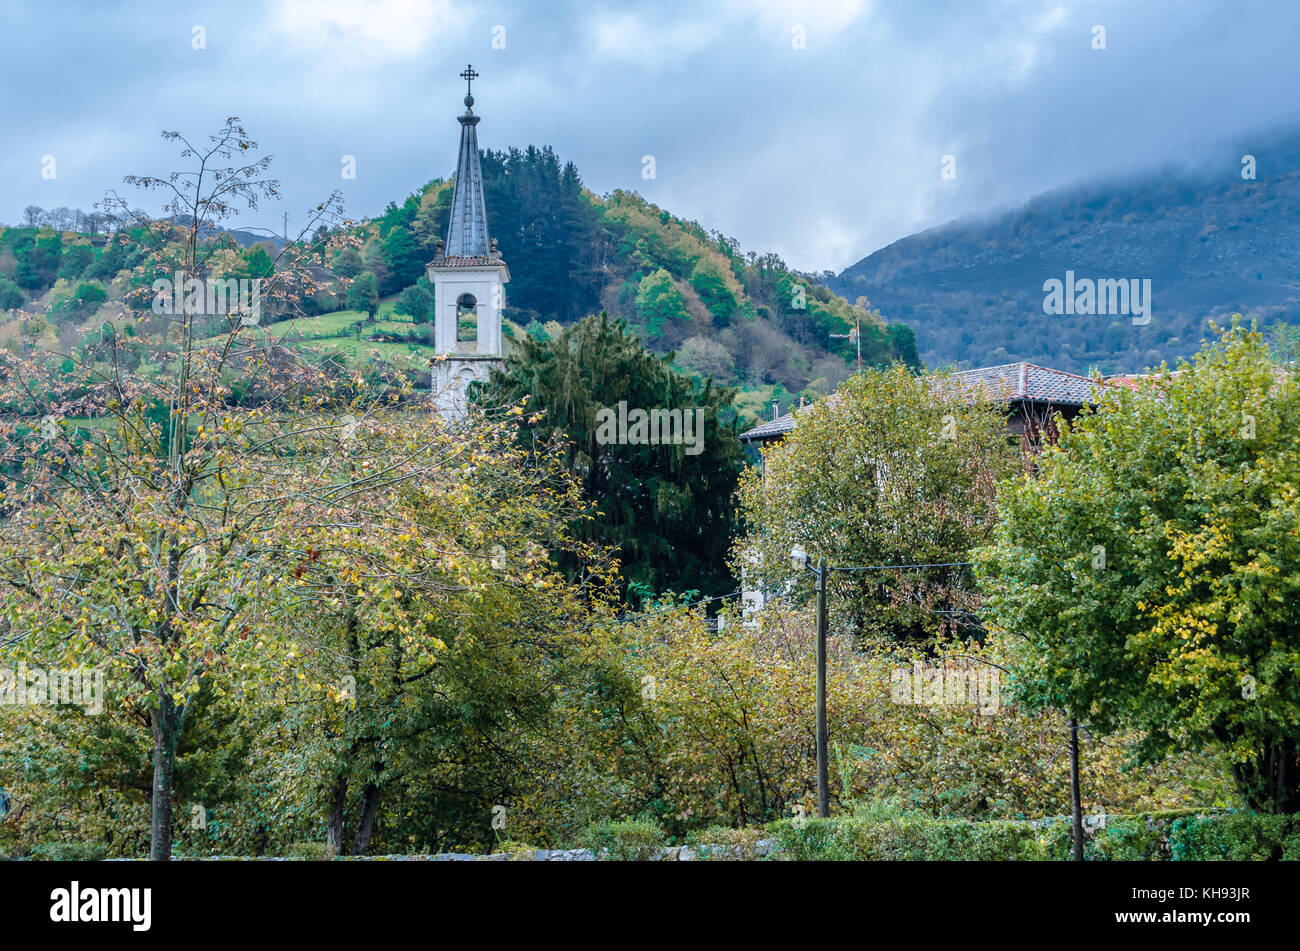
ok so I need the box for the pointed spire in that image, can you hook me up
[445,64,490,259]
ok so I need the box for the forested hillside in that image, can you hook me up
[830,132,1300,374]
[1,146,918,425]
[354,146,918,418]
[10,132,1300,400]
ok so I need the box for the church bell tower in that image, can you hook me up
[428,64,509,419]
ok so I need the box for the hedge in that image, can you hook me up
[764,810,1300,861]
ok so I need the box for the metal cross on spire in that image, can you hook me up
[445,64,490,258]
[460,64,478,96]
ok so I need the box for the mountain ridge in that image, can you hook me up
[828,130,1300,374]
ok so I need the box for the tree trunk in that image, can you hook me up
[1234,736,1300,816]
[1069,716,1084,862]
[328,606,362,854]
[149,690,182,861]
[351,779,381,855]
[326,774,349,855]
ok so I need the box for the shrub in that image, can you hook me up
[688,825,766,861]
[494,839,542,861]
[285,841,337,861]
[36,842,107,861]
[767,817,845,861]
[74,281,108,308]
[766,811,1300,861]
[768,815,1050,861]
[577,816,665,861]
[1089,817,1168,861]
[1169,813,1297,861]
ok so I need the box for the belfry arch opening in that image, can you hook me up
[456,293,478,342]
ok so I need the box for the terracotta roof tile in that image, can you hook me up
[429,255,500,267]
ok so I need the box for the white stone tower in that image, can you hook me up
[428,64,510,420]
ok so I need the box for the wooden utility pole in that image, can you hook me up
[816,557,829,818]
[1069,716,1084,861]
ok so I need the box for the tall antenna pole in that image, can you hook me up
[830,313,863,374]
[856,313,862,373]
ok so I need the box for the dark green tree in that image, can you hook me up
[331,246,364,279]
[14,230,62,290]
[486,313,744,600]
[347,271,379,320]
[237,243,275,282]
[382,224,423,292]
[0,277,23,311]
[393,281,434,323]
[58,242,95,281]
[87,234,134,281]
[690,257,737,327]
[476,146,610,323]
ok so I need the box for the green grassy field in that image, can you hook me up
[265,301,414,339]
[190,302,438,370]
[302,337,438,370]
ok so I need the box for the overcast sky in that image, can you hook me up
[2,0,1298,271]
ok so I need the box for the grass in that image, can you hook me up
[301,338,438,370]
[265,304,410,340]
[268,303,435,370]
[185,303,435,370]
[63,416,118,431]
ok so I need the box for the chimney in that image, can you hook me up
[799,396,807,410]
[771,399,780,422]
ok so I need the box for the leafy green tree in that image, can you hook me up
[14,230,62,290]
[347,271,379,320]
[0,277,22,311]
[487,313,744,599]
[690,257,738,327]
[237,243,275,282]
[381,225,423,293]
[0,119,347,861]
[73,281,108,310]
[976,324,1300,814]
[48,280,110,326]
[57,242,95,281]
[331,246,364,279]
[634,268,689,338]
[736,365,1019,643]
[253,407,612,855]
[888,322,921,369]
[393,281,434,323]
[361,240,391,294]
[0,680,257,858]
[87,235,133,281]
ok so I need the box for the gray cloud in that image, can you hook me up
[2,0,1297,270]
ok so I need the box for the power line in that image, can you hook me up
[834,560,972,573]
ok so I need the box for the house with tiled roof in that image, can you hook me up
[948,362,1103,445]
[736,361,1114,619]
[740,362,1111,450]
